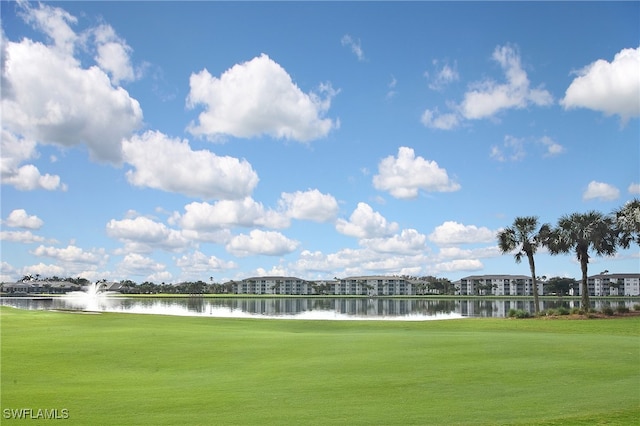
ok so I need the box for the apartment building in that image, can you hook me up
[586,273,640,296]
[334,276,415,296]
[233,276,314,295]
[457,275,543,296]
[227,273,639,297]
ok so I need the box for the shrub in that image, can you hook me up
[615,306,629,314]
[633,304,640,311]
[508,309,531,319]
[570,307,582,315]
[556,306,570,316]
[544,308,557,316]
[601,306,614,316]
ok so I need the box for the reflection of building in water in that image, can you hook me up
[225,298,461,318]
[458,300,501,317]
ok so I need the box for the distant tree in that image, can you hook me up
[545,276,577,296]
[547,211,618,310]
[138,281,158,294]
[422,276,454,295]
[497,216,551,314]
[272,280,283,294]
[119,280,138,294]
[67,277,90,286]
[613,198,640,248]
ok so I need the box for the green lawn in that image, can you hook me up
[1,307,638,425]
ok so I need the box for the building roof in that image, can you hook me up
[588,273,640,279]
[241,276,307,282]
[341,275,409,281]
[460,275,531,281]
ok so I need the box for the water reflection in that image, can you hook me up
[1,297,637,320]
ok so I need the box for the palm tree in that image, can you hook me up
[497,216,550,315]
[547,211,618,310]
[613,198,640,248]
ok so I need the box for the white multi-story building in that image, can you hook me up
[226,273,639,297]
[334,276,415,296]
[233,276,313,295]
[457,275,543,296]
[587,273,640,296]
[231,276,423,296]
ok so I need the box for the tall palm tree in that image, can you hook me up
[497,216,550,315]
[547,211,618,310]
[613,198,640,248]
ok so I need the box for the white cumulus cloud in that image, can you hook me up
[106,216,191,253]
[175,251,237,273]
[177,198,289,231]
[187,54,338,142]
[0,230,47,244]
[2,164,66,191]
[2,3,143,165]
[373,147,460,199]
[335,202,399,239]
[583,181,620,201]
[422,45,552,129]
[428,221,496,246]
[31,244,108,266]
[432,259,484,273]
[561,46,640,122]
[1,130,66,191]
[19,0,78,56]
[360,229,427,254]
[460,45,553,119]
[22,263,67,279]
[118,253,167,277]
[123,130,259,200]
[226,230,300,257]
[279,189,339,223]
[5,209,44,229]
[92,24,139,85]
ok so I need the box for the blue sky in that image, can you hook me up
[1,1,638,284]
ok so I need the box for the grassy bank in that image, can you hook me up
[1,307,638,425]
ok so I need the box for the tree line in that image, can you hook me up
[497,198,640,314]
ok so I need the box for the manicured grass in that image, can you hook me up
[1,307,638,425]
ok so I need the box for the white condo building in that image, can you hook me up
[457,275,543,296]
[586,273,640,296]
[334,276,416,296]
[225,273,639,297]
[233,276,313,295]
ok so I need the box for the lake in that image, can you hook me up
[2,296,637,320]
